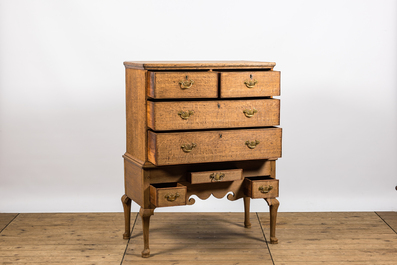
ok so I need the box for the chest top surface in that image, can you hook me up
[123,61,276,70]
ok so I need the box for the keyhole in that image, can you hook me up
[185,75,188,80]
[217,103,220,109]
[219,134,222,138]
[250,74,253,79]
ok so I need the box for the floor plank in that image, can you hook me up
[376,211,397,233]
[123,212,273,265]
[0,213,129,264]
[0,213,18,232]
[258,212,397,264]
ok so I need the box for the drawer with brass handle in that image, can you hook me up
[148,72,218,99]
[148,128,282,166]
[149,183,187,207]
[147,99,280,131]
[189,169,243,184]
[244,176,279,199]
[220,71,280,98]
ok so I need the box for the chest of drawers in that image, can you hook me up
[121,61,282,258]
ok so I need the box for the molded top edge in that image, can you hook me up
[123,61,276,70]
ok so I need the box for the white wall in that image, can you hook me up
[1,0,396,213]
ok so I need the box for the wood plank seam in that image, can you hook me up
[256,212,275,265]
[120,212,139,265]
[375,212,397,234]
[0,213,19,234]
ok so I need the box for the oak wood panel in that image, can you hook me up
[124,61,276,70]
[221,71,280,98]
[148,99,280,130]
[148,72,218,99]
[125,68,147,162]
[148,128,282,165]
[190,169,242,184]
[244,177,279,199]
[149,183,187,207]
[123,153,144,207]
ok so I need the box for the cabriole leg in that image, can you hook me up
[265,198,279,244]
[121,194,131,239]
[139,208,154,258]
[243,197,252,228]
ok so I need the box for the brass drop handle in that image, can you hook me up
[181,143,196,153]
[245,140,260,149]
[179,76,195,89]
[165,193,180,202]
[244,79,258,88]
[243,108,258,118]
[178,110,194,120]
[259,185,273,194]
[210,173,225,182]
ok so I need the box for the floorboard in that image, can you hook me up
[376,211,397,234]
[0,213,18,233]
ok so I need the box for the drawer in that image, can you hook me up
[244,176,279,198]
[148,128,282,166]
[148,72,218,99]
[149,183,187,207]
[189,169,242,184]
[147,99,280,131]
[220,71,280,98]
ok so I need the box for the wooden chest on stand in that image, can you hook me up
[121,61,282,258]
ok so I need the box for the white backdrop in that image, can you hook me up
[1,0,396,213]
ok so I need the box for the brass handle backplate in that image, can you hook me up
[245,140,260,149]
[165,193,180,202]
[181,143,196,153]
[178,110,194,120]
[259,185,273,194]
[210,173,225,182]
[243,109,258,118]
[244,79,258,88]
[179,76,195,89]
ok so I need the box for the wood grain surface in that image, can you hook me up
[124,61,276,70]
[148,128,282,165]
[148,99,280,130]
[220,71,280,98]
[148,72,218,99]
[189,169,242,184]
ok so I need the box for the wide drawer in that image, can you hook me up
[148,128,282,166]
[148,72,218,99]
[149,183,187,207]
[220,71,280,98]
[189,169,243,184]
[244,176,279,198]
[147,99,280,131]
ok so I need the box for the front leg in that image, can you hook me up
[121,194,131,239]
[243,197,251,228]
[139,208,155,258]
[265,198,279,244]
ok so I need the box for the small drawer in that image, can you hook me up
[147,99,280,131]
[190,169,243,184]
[149,183,187,207]
[148,128,282,166]
[220,71,280,98]
[148,72,218,99]
[244,176,279,199]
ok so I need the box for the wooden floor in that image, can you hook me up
[0,212,396,265]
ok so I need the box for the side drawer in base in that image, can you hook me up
[149,183,187,207]
[244,176,279,199]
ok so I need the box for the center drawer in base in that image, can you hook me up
[149,183,187,207]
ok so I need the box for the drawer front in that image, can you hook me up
[148,128,282,166]
[244,177,279,198]
[148,99,280,131]
[190,169,242,184]
[148,72,218,99]
[149,183,187,207]
[220,71,280,98]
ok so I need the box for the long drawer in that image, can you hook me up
[148,128,282,166]
[147,99,280,131]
